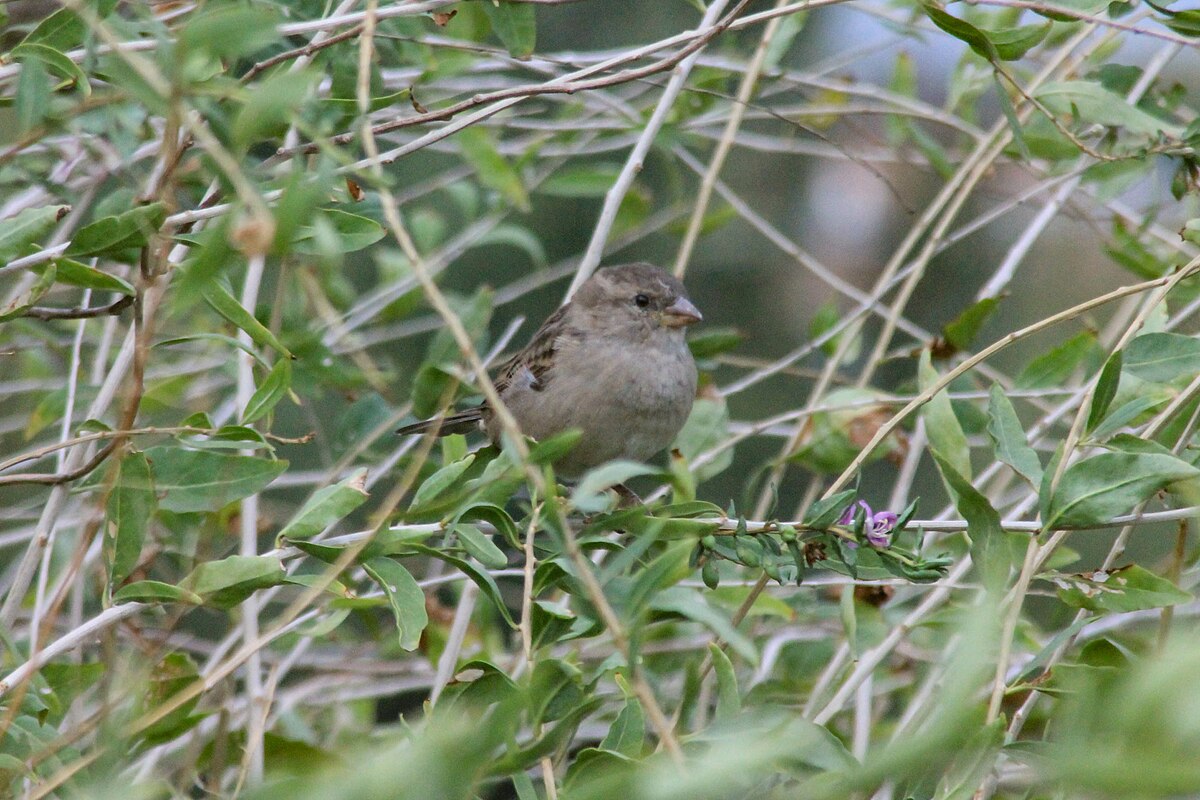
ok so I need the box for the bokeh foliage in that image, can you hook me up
[3,0,1200,797]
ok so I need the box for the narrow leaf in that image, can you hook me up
[942,297,1000,352]
[405,543,517,628]
[104,450,155,589]
[931,449,1013,592]
[144,446,287,513]
[0,205,68,263]
[181,555,286,607]
[242,359,292,424]
[15,55,50,134]
[1124,332,1200,383]
[920,350,971,480]
[363,557,428,651]
[600,696,645,757]
[203,280,293,359]
[987,384,1043,486]
[113,580,202,606]
[52,258,135,295]
[277,468,369,541]
[66,203,166,258]
[1045,452,1200,528]
[409,454,476,511]
[708,642,741,721]
[1086,350,1124,433]
[455,523,508,569]
[482,1,537,59]
[1055,563,1192,613]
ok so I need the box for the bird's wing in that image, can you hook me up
[494,304,582,394]
[398,304,583,438]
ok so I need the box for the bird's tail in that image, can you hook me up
[396,407,484,437]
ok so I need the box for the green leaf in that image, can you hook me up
[1054,564,1192,613]
[1106,219,1169,279]
[474,224,546,267]
[651,588,757,663]
[804,489,859,529]
[12,43,89,95]
[232,68,318,151]
[203,279,293,359]
[457,127,530,212]
[708,642,741,721]
[673,396,732,482]
[1029,0,1109,21]
[942,297,1000,352]
[1044,452,1200,528]
[454,523,508,569]
[113,580,202,606]
[1086,351,1124,433]
[405,544,518,628]
[987,384,1043,486]
[1142,0,1200,37]
[277,468,369,541]
[409,454,476,512]
[181,555,286,607]
[154,333,270,370]
[1124,332,1200,384]
[930,449,1013,592]
[15,54,50,134]
[0,263,55,321]
[292,209,385,255]
[456,502,521,549]
[920,350,971,480]
[687,327,744,360]
[923,5,998,60]
[995,73,1032,161]
[1015,331,1098,389]
[52,257,135,295]
[0,205,67,263]
[528,429,583,465]
[0,753,28,781]
[363,557,428,651]
[178,5,280,61]
[1036,81,1183,137]
[987,22,1051,60]
[144,446,287,513]
[242,359,292,424]
[538,164,620,198]
[425,286,495,366]
[482,0,537,59]
[809,300,858,359]
[1090,394,1168,441]
[1183,218,1200,247]
[599,696,645,757]
[571,461,657,514]
[104,450,155,590]
[408,364,458,421]
[66,203,166,258]
[21,8,84,50]
[765,10,807,67]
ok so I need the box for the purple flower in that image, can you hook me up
[837,500,897,548]
[837,500,869,526]
[867,511,897,547]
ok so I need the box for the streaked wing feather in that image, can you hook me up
[494,304,580,394]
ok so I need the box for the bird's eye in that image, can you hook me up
[634,293,650,308]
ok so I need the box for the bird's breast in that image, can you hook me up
[493,334,698,476]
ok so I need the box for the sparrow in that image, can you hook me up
[397,263,703,477]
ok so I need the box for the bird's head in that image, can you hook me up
[572,263,702,339]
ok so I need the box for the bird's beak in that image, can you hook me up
[661,297,703,327]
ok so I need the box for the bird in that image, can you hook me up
[396,263,703,477]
